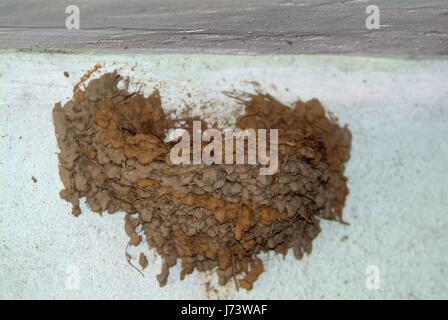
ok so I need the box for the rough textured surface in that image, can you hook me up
[1,0,447,57]
[1,52,448,299]
[52,70,351,289]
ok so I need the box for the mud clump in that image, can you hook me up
[53,71,351,290]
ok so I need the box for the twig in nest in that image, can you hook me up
[125,241,145,277]
[232,254,240,292]
[123,91,138,100]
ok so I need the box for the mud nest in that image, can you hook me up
[53,71,351,290]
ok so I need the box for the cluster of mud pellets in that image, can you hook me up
[53,70,351,290]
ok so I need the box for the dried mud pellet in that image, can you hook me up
[139,253,148,269]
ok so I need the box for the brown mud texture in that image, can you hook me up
[53,71,351,290]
